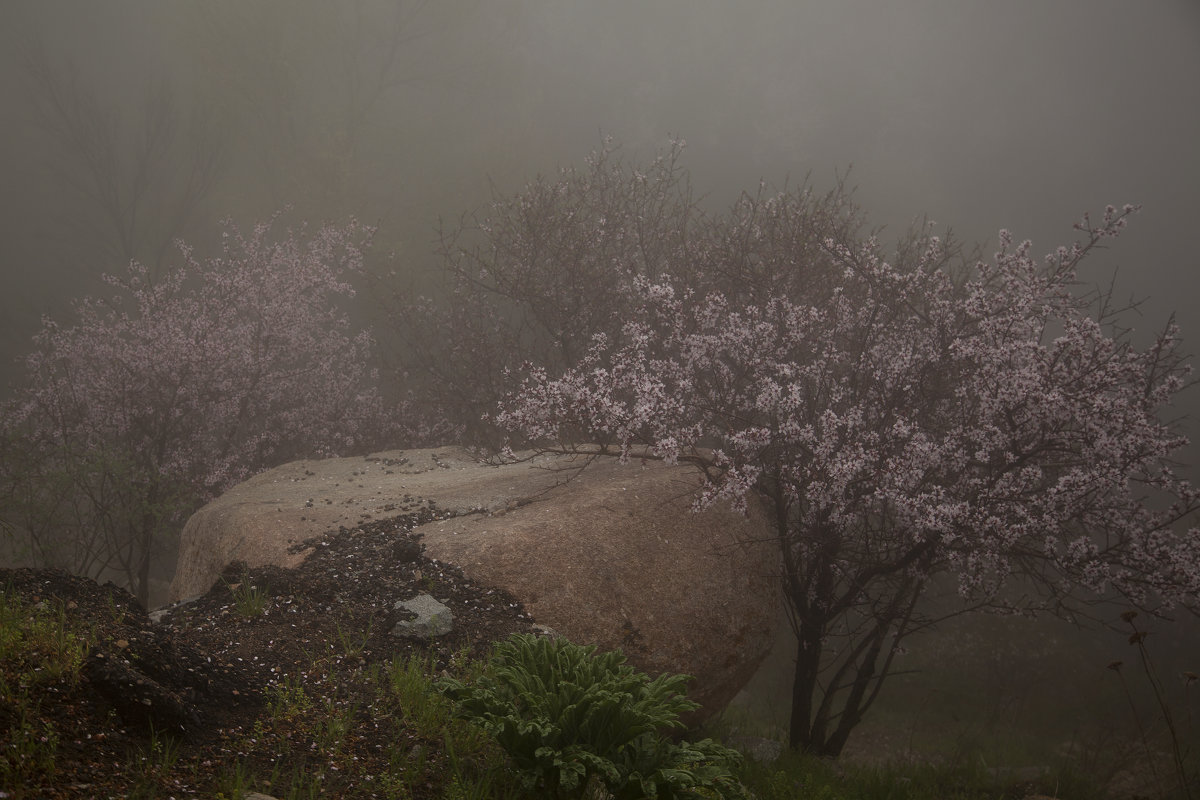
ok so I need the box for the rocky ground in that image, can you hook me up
[0,503,539,799]
[3,501,1188,799]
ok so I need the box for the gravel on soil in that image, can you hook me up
[0,506,539,798]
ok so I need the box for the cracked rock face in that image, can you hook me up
[169,446,780,718]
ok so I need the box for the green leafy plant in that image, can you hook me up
[126,727,183,798]
[383,653,455,736]
[334,621,364,658]
[266,676,313,722]
[0,589,94,792]
[374,652,521,799]
[225,571,268,619]
[0,592,88,689]
[2,704,61,790]
[438,633,747,799]
[315,696,357,757]
[213,759,253,799]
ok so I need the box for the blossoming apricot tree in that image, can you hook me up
[0,216,386,607]
[496,202,1200,755]
[395,137,867,445]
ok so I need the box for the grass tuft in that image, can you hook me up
[0,588,92,791]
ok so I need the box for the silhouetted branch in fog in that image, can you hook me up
[22,44,224,280]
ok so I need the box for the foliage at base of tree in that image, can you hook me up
[438,633,749,799]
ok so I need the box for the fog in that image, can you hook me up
[3,2,1198,382]
[1,0,1198,770]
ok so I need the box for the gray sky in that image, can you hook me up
[2,0,1199,444]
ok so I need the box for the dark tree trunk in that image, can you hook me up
[135,538,151,609]
[788,622,879,759]
[788,609,833,753]
[134,509,156,609]
[788,635,815,751]
[785,573,925,759]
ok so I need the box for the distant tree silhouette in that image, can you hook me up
[23,46,224,281]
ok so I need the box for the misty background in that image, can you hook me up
[3,2,1199,399]
[2,0,1199,765]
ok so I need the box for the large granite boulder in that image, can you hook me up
[168,446,779,716]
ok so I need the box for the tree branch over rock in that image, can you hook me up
[491,170,1200,755]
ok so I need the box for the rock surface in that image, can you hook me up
[169,446,780,716]
[392,593,455,639]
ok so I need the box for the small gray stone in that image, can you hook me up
[391,593,454,639]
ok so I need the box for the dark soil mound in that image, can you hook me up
[1,507,537,798]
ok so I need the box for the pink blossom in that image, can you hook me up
[2,215,390,605]
[496,203,1199,755]
[501,204,1198,610]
